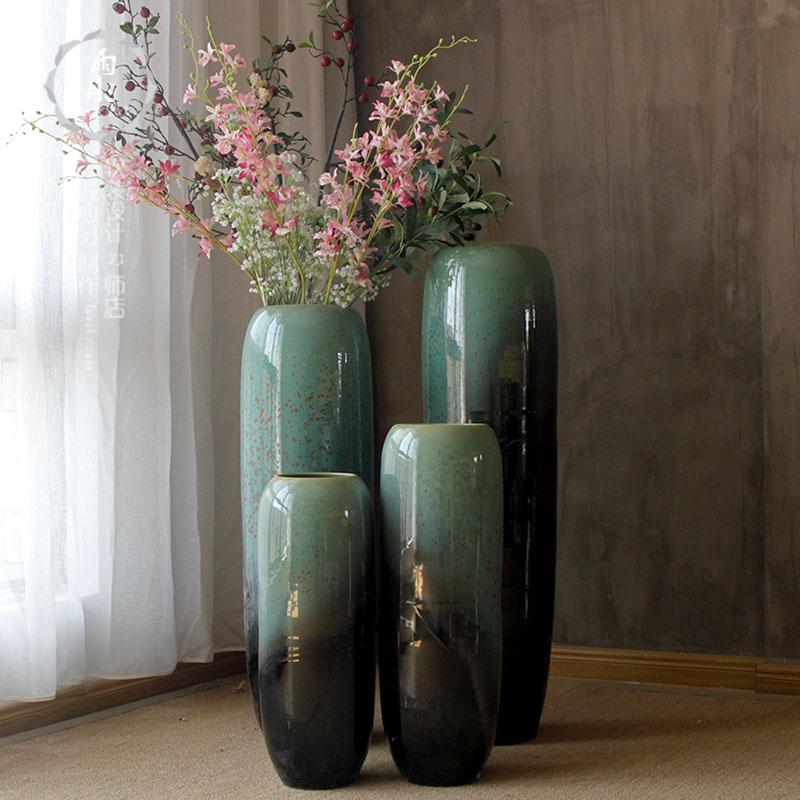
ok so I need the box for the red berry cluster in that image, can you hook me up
[272,42,296,57]
[108,3,168,121]
[358,74,376,103]
[319,13,358,67]
[114,3,151,15]
[314,11,377,105]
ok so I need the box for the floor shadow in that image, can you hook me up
[352,764,404,788]
[370,727,386,745]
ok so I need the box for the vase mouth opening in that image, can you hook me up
[277,471,358,480]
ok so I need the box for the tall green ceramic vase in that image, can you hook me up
[240,305,373,728]
[422,244,558,745]
[379,423,503,786]
[257,473,375,789]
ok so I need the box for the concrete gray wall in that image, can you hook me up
[353,0,800,659]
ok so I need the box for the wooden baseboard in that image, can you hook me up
[755,662,800,695]
[0,651,246,740]
[551,645,800,695]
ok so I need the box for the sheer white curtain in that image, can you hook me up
[0,0,350,702]
[0,0,218,700]
[0,0,348,702]
[0,0,248,701]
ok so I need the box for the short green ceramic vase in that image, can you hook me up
[379,423,503,786]
[257,472,375,790]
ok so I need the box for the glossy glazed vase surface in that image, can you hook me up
[240,305,373,727]
[258,473,375,789]
[379,423,503,786]
[422,244,557,745]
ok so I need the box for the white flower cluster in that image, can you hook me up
[211,156,375,307]
[212,168,324,304]
[327,255,379,307]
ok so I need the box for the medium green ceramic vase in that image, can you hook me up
[422,244,558,745]
[257,473,375,789]
[379,423,503,786]
[240,305,373,728]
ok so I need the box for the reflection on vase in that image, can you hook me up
[379,423,503,786]
[422,244,558,744]
[257,473,375,789]
[240,305,373,728]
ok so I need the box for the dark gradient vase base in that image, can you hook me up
[259,627,373,790]
[276,770,362,791]
[495,656,550,744]
[495,691,545,745]
[495,406,556,744]
[379,634,494,786]
[383,704,491,786]
[494,586,554,745]
[387,716,488,786]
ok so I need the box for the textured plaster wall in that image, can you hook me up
[353,0,800,659]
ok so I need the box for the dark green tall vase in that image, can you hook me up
[379,423,503,786]
[422,244,558,745]
[257,473,375,789]
[240,305,373,728]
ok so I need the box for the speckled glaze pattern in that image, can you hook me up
[257,473,375,789]
[379,423,503,786]
[422,244,558,745]
[240,305,373,728]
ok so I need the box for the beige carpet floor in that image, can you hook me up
[2,678,800,799]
